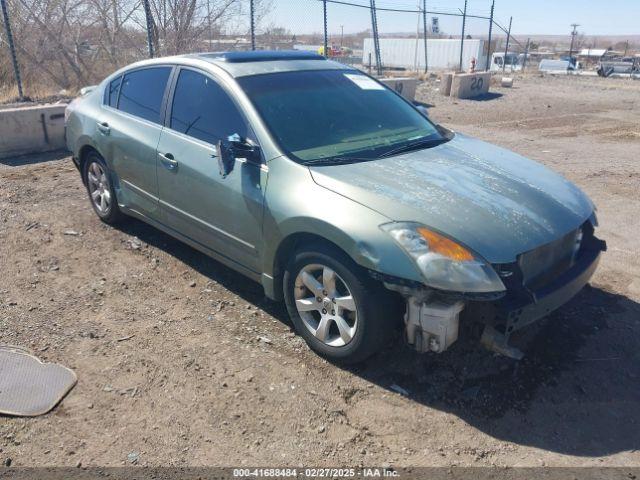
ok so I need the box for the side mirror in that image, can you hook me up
[217,139,235,178]
[217,134,261,178]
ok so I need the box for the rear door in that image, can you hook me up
[97,66,173,218]
[156,67,267,273]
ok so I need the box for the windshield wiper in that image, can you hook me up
[301,156,374,167]
[379,137,447,159]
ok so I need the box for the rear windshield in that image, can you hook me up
[237,70,444,163]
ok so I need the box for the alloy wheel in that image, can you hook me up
[294,264,358,347]
[87,161,111,214]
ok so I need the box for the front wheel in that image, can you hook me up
[283,244,399,364]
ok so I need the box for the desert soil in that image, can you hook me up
[1,74,639,468]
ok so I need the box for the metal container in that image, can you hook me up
[363,38,487,71]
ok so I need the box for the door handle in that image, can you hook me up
[159,152,178,171]
[96,121,110,135]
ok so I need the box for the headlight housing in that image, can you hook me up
[381,222,505,293]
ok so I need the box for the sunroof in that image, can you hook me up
[200,50,325,63]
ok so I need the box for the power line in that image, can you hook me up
[316,0,492,19]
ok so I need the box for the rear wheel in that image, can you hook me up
[83,152,124,224]
[283,244,399,364]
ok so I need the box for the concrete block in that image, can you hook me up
[450,72,492,99]
[501,77,514,88]
[440,72,454,96]
[379,77,418,101]
[0,104,68,159]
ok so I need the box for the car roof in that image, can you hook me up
[195,50,325,63]
[117,50,354,79]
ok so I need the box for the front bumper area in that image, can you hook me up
[482,228,606,337]
[380,224,606,357]
[501,246,601,334]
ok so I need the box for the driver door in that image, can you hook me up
[156,67,267,273]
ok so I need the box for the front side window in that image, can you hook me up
[118,67,171,123]
[238,70,445,163]
[170,69,249,145]
[105,76,121,108]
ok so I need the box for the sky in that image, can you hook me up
[262,0,640,37]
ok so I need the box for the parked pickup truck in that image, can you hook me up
[597,55,640,77]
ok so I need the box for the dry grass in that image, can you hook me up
[0,82,68,105]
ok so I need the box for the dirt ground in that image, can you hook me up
[1,74,639,468]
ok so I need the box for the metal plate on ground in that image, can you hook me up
[0,346,77,416]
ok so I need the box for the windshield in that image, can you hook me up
[504,54,518,65]
[237,70,446,164]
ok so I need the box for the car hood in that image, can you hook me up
[309,134,594,264]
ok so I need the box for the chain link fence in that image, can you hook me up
[1,0,523,101]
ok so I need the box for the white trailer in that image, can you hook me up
[362,38,487,71]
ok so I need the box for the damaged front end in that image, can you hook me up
[376,220,606,359]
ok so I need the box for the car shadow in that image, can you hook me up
[347,285,640,457]
[114,217,640,458]
[465,92,504,102]
[412,100,435,108]
[0,149,69,167]
[113,217,289,321]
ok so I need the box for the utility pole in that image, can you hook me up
[206,0,213,49]
[422,0,428,73]
[142,0,155,57]
[485,0,494,71]
[340,25,344,47]
[370,0,382,75]
[502,16,512,73]
[323,0,328,56]
[414,0,421,72]
[568,23,579,61]
[0,0,23,99]
[522,37,530,70]
[458,0,467,72]
[250,0,256,50]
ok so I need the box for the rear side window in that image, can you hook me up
[118,67,171,123]
[105,76,121,108]
[170,69,249,145]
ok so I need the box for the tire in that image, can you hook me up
[83,151,124,224]
[283,243,399,364]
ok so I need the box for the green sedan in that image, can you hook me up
[65,51,605,363]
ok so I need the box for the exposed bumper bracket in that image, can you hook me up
[480,325,524,360]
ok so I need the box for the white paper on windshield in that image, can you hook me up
[344,74,385,90]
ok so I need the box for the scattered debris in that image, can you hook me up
[127,452,139,464]
[119,386,139,397]
[257,336,272,345]
[116,335,135,342]
[126,238,142,250]
[63,230,80,236]
[390,384,410,396]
